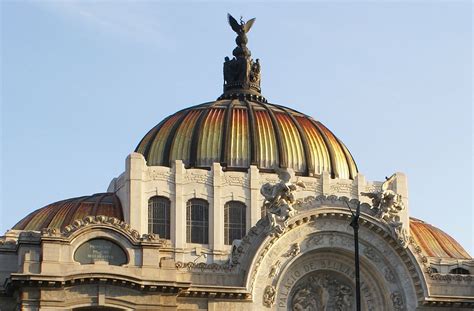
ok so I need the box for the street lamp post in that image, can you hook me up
[347,201,362,311]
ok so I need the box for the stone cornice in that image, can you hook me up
[8,274,252,300]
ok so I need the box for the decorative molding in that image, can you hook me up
[329,182,358,197]
[364,183,382,193]
[183,172,212,186]
[147,169,174,182]
[40,216,168,247]
[300,180,322,194]
[62,215,141,239]
[222,175,249,187]
[175,261,234,272]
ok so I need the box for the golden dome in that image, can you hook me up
[410,218,471,259]
[135,100,358,179]
[12,193,123,231]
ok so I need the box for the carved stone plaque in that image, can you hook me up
[74,238,127,266]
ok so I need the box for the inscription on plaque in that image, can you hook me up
[74,238,127,266]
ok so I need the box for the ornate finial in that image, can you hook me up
[220,14,262,100]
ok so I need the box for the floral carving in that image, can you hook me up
[306,234,323,247]
[41,228,60,237]
[62,215,141,240]
[269,260,281,278]
[286,243,300,257]
[363,246,381,262]
[384,267,396,283]
[38,216,167,247]
[175,261,233,272]
[390,291,405,311]
[263,285,276,308]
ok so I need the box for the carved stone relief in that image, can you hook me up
[260,169,305,233]
[329,182,357,197]
[222,175,249,187]
[390,291,405,311]
[383,267,396,283]
[263,285,276,308]
[147,169,174,182]
[269,260,281,278]
[285,243,300,258]
[363,246,381,263]
[183,172,212,185]
[289,272,353,311]
[361,174,409,247]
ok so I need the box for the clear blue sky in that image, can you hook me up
[1,1,472,254]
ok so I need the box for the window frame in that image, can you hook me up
[224,200,247,245]
[186,198,209,244]
[148,196,171,240]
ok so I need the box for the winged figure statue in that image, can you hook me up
[228,14,255,47]
[361,174,404,220]
[261,168,306,229]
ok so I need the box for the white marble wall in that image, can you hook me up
[107,153,410,257]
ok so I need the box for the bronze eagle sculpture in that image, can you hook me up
[227,13,255,47]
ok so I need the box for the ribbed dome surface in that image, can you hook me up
[136,100,358,179]
[13,193,123,231]
[410,218,471,259]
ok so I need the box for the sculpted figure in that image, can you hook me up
[361,174,404,222]
[260,169,305,231]
[290,273,353,311]
[362,174,409,247]
[227,14,255,51]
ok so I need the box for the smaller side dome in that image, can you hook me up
[12,193,123,231]
[410,218,471,259]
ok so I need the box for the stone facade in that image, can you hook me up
[1,158,472,310]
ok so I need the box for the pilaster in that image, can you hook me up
[126,153,146,234]
[173,160,186,251]
[211,163,224,251]
[322,171,331,195]
[393,172,410,234]
[249,165,260,228]
[355,173,366,200]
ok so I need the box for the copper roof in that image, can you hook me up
[410,218,471,259]
[136,100,358,179]
[12,193,123,231]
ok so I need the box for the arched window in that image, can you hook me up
[224,201,246,245]
[186,199,209,244]
[450,267,470,275]
[148,196,171,239]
